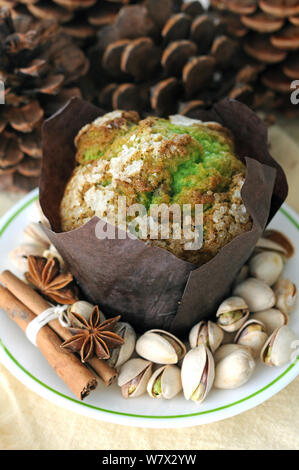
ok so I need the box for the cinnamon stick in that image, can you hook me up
[0,270,117,386]
[0,285,97,400]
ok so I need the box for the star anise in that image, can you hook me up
[61,307,125,362]
[25,255,78,304]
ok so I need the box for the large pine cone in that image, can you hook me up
[0,7,89,191]
[89,0,273,118]
[211,0,299,116]
[0,0,138,40]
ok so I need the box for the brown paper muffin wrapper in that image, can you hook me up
[39,98,288,336]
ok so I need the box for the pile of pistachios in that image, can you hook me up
[10,214,299,404]
[116,230,298,403]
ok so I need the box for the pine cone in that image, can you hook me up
[211,0,299,116]
[0,7,89,191]
[0,0,138,40]
[90,0,261,118]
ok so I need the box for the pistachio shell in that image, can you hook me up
[214,348,255,389]
[273,279,297,315]
[255,237,287,256]
[35,200,50,227]
[261,229,294,258]
[136,329,186,364]
[24,222,50,248]
[9,243,45,272]
[43,244,66,271]
[214,343,250,364]
[189,321,224,352]
[233,278,276,312]
[69,301,95,320]
[147,365,182,399]
[118,358,152,398]
[249,251,284,286]
[251,308,288,335]
[181,344,215,404]
[108,322,136,368]
[261,326,298,367]
[234,319,268,359]
[233,265,249,287]
[216,296,249,332]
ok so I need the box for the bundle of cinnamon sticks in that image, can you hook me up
[0,270,117,400]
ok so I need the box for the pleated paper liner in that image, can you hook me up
[39,98,287,336]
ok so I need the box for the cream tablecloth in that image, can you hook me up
[0,119,298,450]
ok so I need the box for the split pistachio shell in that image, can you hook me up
[249,251,284,286]
[214,347,255,389]
[234,319,268,359]
[261,326,298,367]
[181,344,215,404]
[255,237,287,257]
[118,358,152,398]
[251,308,288,335]
[260,230,294,258]
[108,322,136,368]
[9,243,45,272]
[24,222,50,248]
[233,278,276,312]
[273,279,297,315]
[189,321,224,352]
[147,365,182,399]
[216,296,249,332]
[136,329,186,364]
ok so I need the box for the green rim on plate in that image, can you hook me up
[0,193,298,420]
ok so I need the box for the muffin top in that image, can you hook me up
[60,110,252,265]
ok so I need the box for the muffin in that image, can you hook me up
[61,111,252,265]
[60,110,252,266]
[41,98,285,334]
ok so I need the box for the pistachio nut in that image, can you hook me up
[261,326,298,367]
[181,344,215,404]
[118,358,152,398]
[234,319,268,359]
[147,365,182,399]
[216,296,249,332]
[233,277,276,312]
[136,329,186,364]
[273,278,297,316]
[108,322,136,368]
[189,320,224,353]
[251,308,288,335]
[214,347,255,389]
[249,251,284,286]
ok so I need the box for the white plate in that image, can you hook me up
[0,188,298,428]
